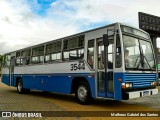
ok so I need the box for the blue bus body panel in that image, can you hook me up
[21,75,72,94]
[113,72,157,100]
[2,73,96,98]
[125,73,156,88]
[1,72,157,100]
[114,73,124,100]
[2,74,10,86]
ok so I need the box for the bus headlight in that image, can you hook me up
[129,83,132,88]
[151,82,156,86]
[122,83,133,89]
[125,83,130,88]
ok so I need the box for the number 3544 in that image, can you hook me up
[70,63,85,71]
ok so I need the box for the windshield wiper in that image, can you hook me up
[136,57,141,69]
[133,55,143,70]
[140,54,145,68]
[143,55,152,70]
[139,46,152,70]
[135,46,145,69]
[133,55,141,70]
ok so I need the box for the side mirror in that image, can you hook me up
[103,34,109,46]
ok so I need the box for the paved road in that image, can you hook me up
[0,82,159,120]
[124,89,160,110]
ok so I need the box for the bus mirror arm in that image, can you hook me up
[103,34,109,46]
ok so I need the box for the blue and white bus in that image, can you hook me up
[1,23,158,104]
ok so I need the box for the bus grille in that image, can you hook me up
[125,73,156,88]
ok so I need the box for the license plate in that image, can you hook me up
[143,91,149,96]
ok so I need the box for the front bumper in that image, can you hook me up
[123,88,158,100]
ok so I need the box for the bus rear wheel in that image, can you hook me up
[75,82,91,105]
[17,79,30,94]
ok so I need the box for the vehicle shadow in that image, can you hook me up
[9,89,127,108]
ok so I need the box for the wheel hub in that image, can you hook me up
[78,86,87,101]
[18,82,22,92]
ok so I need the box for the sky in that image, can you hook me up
[0,0,160,54]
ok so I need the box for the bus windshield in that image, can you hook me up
[123,35,155,70]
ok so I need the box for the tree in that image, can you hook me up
[0,55,4,68]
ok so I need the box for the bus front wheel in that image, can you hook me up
[75,82,91,105]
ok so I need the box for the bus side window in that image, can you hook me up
[16,52,21,66]
[31,45,44,64]
[87,40,94,69]
[51,41,61,62]
[98,40,104,69]
[51,52,61,61]
[3,54,11,67]
[63,36,84,61]
[115,35,122,68]
[22,57,27,65]
[45,41,62,63]
[108,37,114,69]
[22,49,31,65]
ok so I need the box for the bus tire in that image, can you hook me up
[17,79,30,94]
[75,82,91,105]
[17,79,24,94]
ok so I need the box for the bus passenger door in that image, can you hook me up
[97,36,114,98]
[9,56,15,86]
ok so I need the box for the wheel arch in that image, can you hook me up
[71,77,92,96]
[16,76,22,87]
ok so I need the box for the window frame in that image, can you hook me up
[31,45,45,64]
[63,35,85,61]
[45,40,62,63]
[87,39,95,69]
